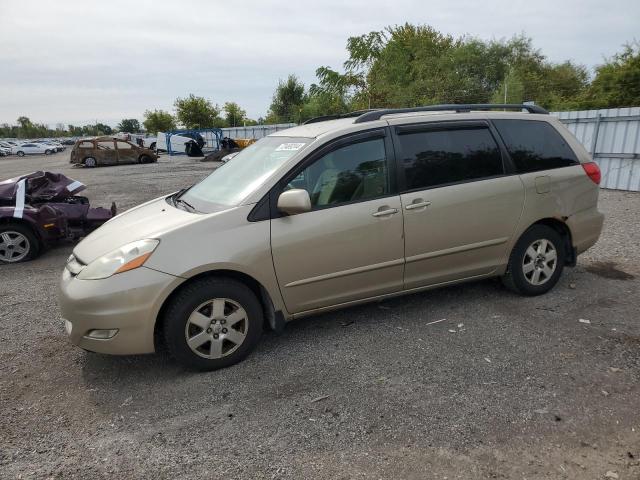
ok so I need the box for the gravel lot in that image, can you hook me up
[1,151,639,479]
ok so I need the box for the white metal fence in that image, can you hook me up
[552,107,640,191]
[221,123,296,140]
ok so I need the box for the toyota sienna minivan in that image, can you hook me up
[59,104,604,370]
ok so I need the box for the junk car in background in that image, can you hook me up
[0,171,115,263]
[69,137,157,167]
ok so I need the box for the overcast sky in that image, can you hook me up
[0,0,638,127]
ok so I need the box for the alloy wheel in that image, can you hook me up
[0,231,30,263]
[522,239,557,286]
[184,298,249,359]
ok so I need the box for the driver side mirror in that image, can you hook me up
[277,189,311,215]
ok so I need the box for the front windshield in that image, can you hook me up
[179,136,311,212]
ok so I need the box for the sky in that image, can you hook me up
[0,0,638,127]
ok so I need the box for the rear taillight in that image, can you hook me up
[582,162,601,185]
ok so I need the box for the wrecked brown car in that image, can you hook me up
[69,137,157,167]
[0,171,115,263]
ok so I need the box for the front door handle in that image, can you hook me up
[372,207,399,217]
[405,200,432,210]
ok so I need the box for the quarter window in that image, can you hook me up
[398,127,503,190]
[291,138,389,208]
[493,120,579,173]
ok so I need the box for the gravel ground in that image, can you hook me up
[0,151,639,479]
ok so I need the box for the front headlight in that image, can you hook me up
[77,239,159,280]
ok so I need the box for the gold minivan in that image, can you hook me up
[59,105,604,370]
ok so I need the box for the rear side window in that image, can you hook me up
[79,141,93,149]
[97,141,114,150]
[493,120,579,173]
[397,127,503,190]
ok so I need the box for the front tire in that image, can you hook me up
[84,157,97,168]
[163,278,263,370]
[0,224,40,263]
[501,225,565,296]
[17,151,25,157]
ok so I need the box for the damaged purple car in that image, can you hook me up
[0,171,115,263]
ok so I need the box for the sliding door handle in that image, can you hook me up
[372,208,399,217]
[405,200,431,210]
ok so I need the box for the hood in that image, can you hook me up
[0,171,85,203]
[73,195,228,264]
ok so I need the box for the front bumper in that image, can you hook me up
[59,266,183,355]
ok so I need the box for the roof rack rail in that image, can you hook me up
[353,103,548,124]
[303,109,377,125]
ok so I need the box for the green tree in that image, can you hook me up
[223,102,247,127]
[266,75,306,123]
[490,68,525,104]
[301,24,595,114]
[116,118,141,133]
[68,124,83,136]
[584,43,640,108]
[96,123,114,135]
[174,94,221,129]
[143,109,176,134]
[16,116,34,138]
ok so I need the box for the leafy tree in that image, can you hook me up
[143,109,176,134]
[491,69,525,104]
[67,125,84,136]
[266,75,306,123]
[17,116,32,130]
[116,118,141,133]
[583,43,640,108]
[283,24,610,116]
[174,94,222,129]
[94,123,114,135]
[223,102,247,127]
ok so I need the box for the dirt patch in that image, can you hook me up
[586,261,635,280]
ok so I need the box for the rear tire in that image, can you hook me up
[0,224,40,263]
[163,277,263,371]
[501,225,565,296]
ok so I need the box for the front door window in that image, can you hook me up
[287,138,390,209]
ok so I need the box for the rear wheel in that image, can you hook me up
[501,225,565,296]
[163,277,263,370]
[84,157,97,168]
[0,224,40,263]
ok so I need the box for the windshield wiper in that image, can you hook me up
[174,186,191,200]
[175,197,197,212]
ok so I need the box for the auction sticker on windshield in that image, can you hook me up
[275,143,306,151]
